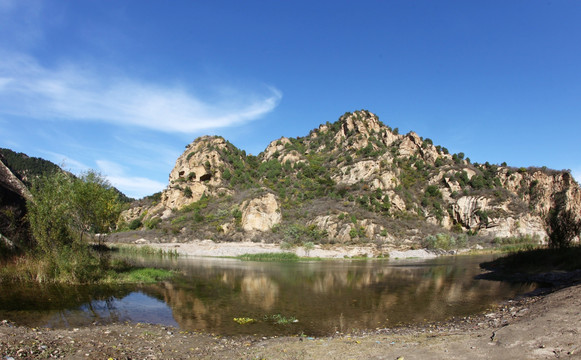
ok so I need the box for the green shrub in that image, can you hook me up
[128,219,142,230]
[422,233,467,250]
[303,241,315,256]
[451,223,463,233]
[237,252,299,262]
[493,235,541,252]
[349,227,358,239]
[144,217,162,229]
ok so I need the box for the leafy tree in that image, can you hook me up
[27,172,75,255]
[28,170,121,255]
[546,209,580,248]
[546,192,581,248]
[72,171,122,242]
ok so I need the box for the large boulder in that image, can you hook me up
[241,193,281,232]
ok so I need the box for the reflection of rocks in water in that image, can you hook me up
[143,282,212,331]
[106,256,535,336]
[241,275,279,310]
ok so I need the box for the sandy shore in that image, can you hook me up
[135,239,441,259]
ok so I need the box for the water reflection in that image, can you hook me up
[0,255,535,336]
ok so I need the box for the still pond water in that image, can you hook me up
[0,255,535,336]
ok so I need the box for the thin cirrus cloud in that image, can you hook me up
[96,160,166,199]
[40,151,90,173]
[0,53,282,133]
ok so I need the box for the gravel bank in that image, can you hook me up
[138,239,440,259]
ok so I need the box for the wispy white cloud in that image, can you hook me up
[107,175,166,199]
[95,160,125,176]
[41,151,90,173]
[0,52,282,133]
[96,160,165,199]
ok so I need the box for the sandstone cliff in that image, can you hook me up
[121,110,581,248]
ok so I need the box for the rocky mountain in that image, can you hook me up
[121,110,581,248]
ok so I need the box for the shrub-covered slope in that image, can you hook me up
[120,110,581,248]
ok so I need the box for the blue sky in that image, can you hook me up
[1,1,580,198]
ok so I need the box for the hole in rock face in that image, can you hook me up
[200,173,212,182]
[179,171,185,177]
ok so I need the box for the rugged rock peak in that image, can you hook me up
[338,110,383,136]
[337,111,392,139]
[305,110,402,155]
[159,135,234,211]
[169,136,228,183]
[263,137,292,161]
[399,132,442,165]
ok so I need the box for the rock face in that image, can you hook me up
[452,196,490,230]
[0,159,32,201]
[241,193,281,232]
[0,158,31,248]
[122,110,581,246]
[159,136,233,210]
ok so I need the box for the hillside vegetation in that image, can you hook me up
[119,110,581,250]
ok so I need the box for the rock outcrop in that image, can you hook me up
[153,136,236,213]
[241,193,281,232]
[0,159,32,201]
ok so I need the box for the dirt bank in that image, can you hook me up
[2,283,580,359]
[136,239,441,259]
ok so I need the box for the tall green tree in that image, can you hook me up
[546,191,581,249]
[26,170,122,282]
[71,171,121,243]
[27,170,121,255]
[28,171,75,255]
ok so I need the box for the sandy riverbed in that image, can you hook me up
[137,239,441,259]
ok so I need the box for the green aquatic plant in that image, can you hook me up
[233,317,256,325]
[264,314,298,325]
